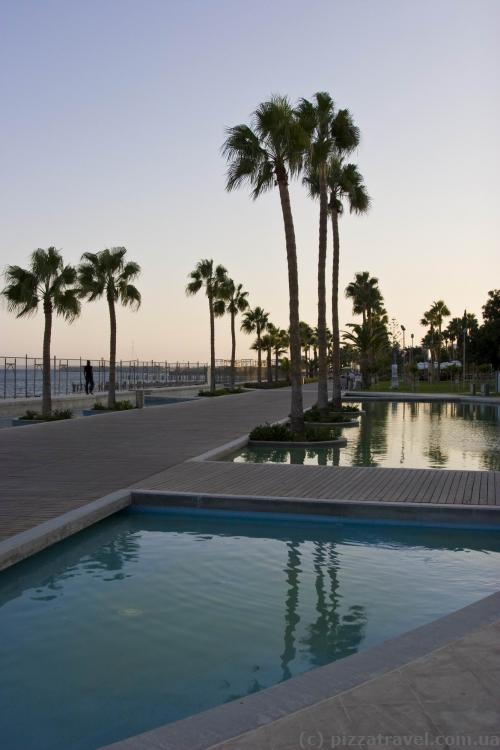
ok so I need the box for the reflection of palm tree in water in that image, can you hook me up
[90,531,141,579]
[301,542,366,667]
[280,541,301,681]
[279,540,367,681]
[352,402,388,466]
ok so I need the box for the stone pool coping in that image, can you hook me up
[3,484,499,573]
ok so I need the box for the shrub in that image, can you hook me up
[249,423,339,442]
[21,408,72,421]
[198,387,244,397]
[114,400,134,410]
[304,405,354,423]
[51,409,73,420]
[242,381,289,389]
[92,400,134,411]
[328,401,360,412]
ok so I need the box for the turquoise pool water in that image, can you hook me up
[226,400,500,469]
[1,509,499,750]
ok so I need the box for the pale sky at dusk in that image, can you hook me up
[1,0,499,362]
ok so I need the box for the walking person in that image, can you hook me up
[83,360,94,395]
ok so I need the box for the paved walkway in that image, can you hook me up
[0,387,316,540]
[2,385,500,542]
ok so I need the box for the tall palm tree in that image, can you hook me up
[3,247,80,416]
[297,92,335,411]
[327,148,369,410]
[214,278,249,388]
[223,95,308,434]
[241,306,269,383]
[420,309,437,381]
[78,247,141,408]
[429,300,450,378]
[186,259,227,393]
[267,324,289,381]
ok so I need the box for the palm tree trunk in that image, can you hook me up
[317,169,329,412]
[330,204,342,409]
[277,176,304,434]
[209,295,216,393]
[275,349,279,382]
[230,310,236,389]
[257,334,263,383]
[267,348,272,383]
[42,301,52,417]
[437,325,441,380]
[108,297,117,408]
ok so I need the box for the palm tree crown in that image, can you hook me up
[223,95,307,197]
[78,248,141,309]
[3,246,79,320]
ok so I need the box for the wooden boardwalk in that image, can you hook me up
[1,384,499,545]
[134,460,500,506]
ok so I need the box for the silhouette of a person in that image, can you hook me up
[83,360,94,394]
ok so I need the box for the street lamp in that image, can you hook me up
[401,325,406,362]
[410,333,414,363]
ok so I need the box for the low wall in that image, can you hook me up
[0,384,202,418]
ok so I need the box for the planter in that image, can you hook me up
[248,437,347,448]
[11,418,52,427]
[304,420,359,428]
[329,410,364,416]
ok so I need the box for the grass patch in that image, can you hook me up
[356,381,498,395]
[21,408,73,421]
[93,400,134,411]
[249,423,339,442]
[198,387,244,397]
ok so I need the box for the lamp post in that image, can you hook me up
[462,308,467,388]
[390,318,399,389]
[410,333,414,364]
[401,325,406,361]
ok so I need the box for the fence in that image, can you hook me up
[0,356,271,399]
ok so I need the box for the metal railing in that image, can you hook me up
[0,356,276,399]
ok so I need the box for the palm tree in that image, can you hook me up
[342,320,387,388]
[328,147,370,407]
[78,247,141,408]
[223,95,308,434]
[259,333,274,383]
[299,321,314,374]
[3,247,80,416]
[345,271,383,326]
[297,92,335,411]
[267,324,289,381]
[445,317,463,356]
[186,259,227,393]
[420,309,437,381]
[430,300,450,378]
[241,306,269,383]
[214,278,249,388]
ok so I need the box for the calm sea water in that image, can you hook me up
[1,509,499,750]
[227,400,500,470]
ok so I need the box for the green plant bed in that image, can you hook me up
[304,419,359,428]
[92,400,134,411]
[304,406,358,424]
[248,422,347,447]
[16,408,73,423]
[198,387,244,397]
[328,403,361,413]
[242,381,290,389]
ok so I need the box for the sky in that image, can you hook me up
[1,0,499,362]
